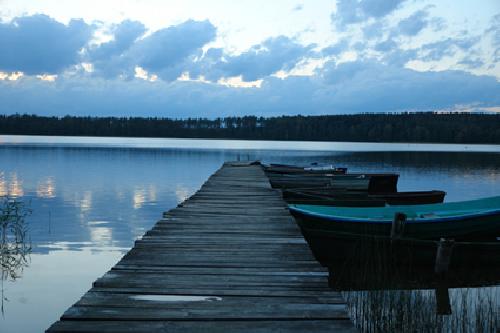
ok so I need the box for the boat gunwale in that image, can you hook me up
[289,204,500,224]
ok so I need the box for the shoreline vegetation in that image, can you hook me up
[0,112,499,144]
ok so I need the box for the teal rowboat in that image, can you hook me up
[289,196,500,240]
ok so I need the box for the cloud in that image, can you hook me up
[332,0,408,29]
[362,20,387,39]
[0,14,93,75]
[132,19,216,81]
[85,19,216,80]
[360,0,407,18]
[419,36,479,61]
[395,9,429,36]
[318,60,500,112]
[487,14,500,62]
[201,36,315,81]
[293,4,304,11]
[88,20,146,61]
[374,38,397,52]
[1,60,498,117]
[382,48,418,66]
[321,39,349,56]
[458,57,485,69]
[86,20,146,78]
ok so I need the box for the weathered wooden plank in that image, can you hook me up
[76,292,345,306]
[48,319,357,333]
[90,286,341,297]
[112,265,328,274]
[97,271,329,284]
[61,304,349,320]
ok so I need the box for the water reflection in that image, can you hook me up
[133,188,146,209]
[89,226,113,246]
[0,173,25,198]
[79,191,92,213]
[175,185,190,203]
[0,174,6,197]
[36,177,55,198]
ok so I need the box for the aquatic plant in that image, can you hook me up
[342,287,499,333]
[0,196,32,315]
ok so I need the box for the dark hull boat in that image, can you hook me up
[289,196,500,240]
[268,173,399,193]
[264,163,348,175]
[283,188,446,207]
[300,227,500,270]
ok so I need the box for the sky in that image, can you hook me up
[0,0,499,117]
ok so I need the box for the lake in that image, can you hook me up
[0,135,499,332]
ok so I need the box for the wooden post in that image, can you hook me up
[434,238,454,275]
[391,212,406,238]
[328,267,336,289]
[434,238,454,315]
[435,285,452,315]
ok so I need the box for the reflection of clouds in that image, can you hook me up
[175,185,189,203]
[148,184,157,202]
[36,177,56,198]
[133,185,157,209]
[9,173,24,197]
[0,172,6,196]
[115,189,125,200]
[0,172,25,197]
[89,226,112,246]
[133,188,146,209]
[80,191,92,213]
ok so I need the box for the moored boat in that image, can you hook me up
[289,195,500,240]
[268,173,399,193]
[264,163,348,175]
[299,227,500,270]
[283,188,446,206]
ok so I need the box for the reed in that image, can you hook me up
[0,196,32,314]
[329,234,499,332]
[342,284,499,332]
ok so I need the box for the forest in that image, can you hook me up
[0,113,499,144]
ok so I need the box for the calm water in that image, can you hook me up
[0,135,499,332]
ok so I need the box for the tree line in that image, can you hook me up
[0,113,499,144]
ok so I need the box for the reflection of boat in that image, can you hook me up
[268,173,399,193]
[283,189,446,207]
[328,263,500,291]
[289,196,500,240]
[301,228,500,268]
[301,229,500,293]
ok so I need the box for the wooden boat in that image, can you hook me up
[268,173,399,193]
[283,189,446,206]
[300,227,500,270]
[264,163,347,175]
[289,196,500,240]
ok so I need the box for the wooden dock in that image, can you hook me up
[47,162,356,332]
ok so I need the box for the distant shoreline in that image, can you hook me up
[1,113,499,144]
